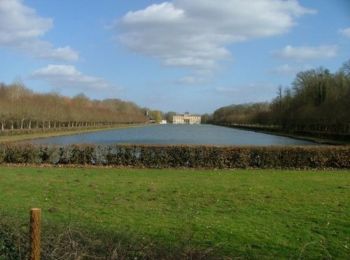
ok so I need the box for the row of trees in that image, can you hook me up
[212,60,350,134]
[0,83,147,131]
[147,111,177,123]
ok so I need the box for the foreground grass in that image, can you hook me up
[0,167,349,259]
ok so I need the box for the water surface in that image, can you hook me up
[31,124,315,146]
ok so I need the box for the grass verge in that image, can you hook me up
[0,124,145,144]
[0,167,349,259]
[215,124,350,145]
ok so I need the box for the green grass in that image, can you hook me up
[1,167,350,259]
[0,124,145,143]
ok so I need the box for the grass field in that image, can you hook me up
[0,167,349,259]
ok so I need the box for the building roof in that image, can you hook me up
[174,113,201,117]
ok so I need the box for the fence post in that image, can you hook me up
[29,208,41,260]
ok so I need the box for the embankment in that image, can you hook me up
[0,124,145,143]
[213,123,350,145]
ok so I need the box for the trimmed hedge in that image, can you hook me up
[0,144,349,169]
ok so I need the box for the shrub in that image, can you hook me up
[0,144,349,169]
[0,145,5,163]
[0,226,21,260]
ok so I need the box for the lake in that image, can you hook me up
[30,124,315,146]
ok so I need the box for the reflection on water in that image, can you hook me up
[30,124,315,146]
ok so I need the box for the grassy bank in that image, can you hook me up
[215,124,350,145]
[0,124,145,144]
[1,167,349,259]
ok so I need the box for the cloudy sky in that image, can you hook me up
[0,0,349,113]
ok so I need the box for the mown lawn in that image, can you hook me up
[0,167,349,259]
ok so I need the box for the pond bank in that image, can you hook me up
[214,123,350,145]
[0,124,146,143]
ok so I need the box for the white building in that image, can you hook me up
[173,113,201,124]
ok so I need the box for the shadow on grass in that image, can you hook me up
[0,216,220,260]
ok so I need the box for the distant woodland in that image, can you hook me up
[2,60,350,136]
[0,83,147,131]
[212,60,350,135]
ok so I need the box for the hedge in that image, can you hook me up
[0,144,349,169]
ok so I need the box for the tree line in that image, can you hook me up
[211,60,350,135]
[0,82,147,131]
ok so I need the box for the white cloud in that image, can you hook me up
[275,45,338,61]
[31,65,114,91]
[118,0,315,73]
[339,27,350,38]
[123,3,185,24]
[0,0,79,61]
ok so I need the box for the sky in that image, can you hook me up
[0,0,349,114]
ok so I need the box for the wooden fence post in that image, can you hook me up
[29,208,41,260]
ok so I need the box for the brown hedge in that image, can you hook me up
[0,144,349,169]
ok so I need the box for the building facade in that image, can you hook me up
[172,113,201,124]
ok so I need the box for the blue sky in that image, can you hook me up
[0,0,349,114]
